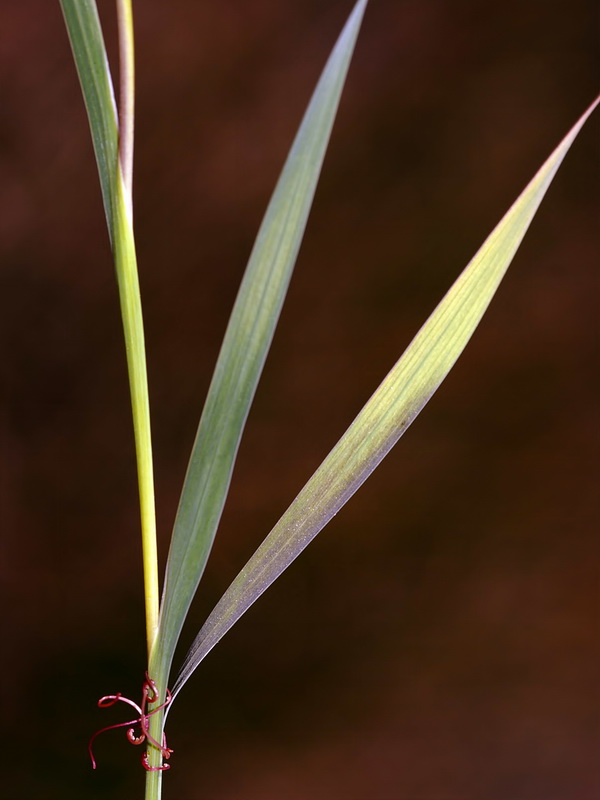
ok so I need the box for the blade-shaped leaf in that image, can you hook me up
[59,0,119,237]
[152,0,369,679]
[171,96,599,700]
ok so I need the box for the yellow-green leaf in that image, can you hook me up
[172,95,599,700]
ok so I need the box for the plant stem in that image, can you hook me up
[113,181,160,658]
[144,766,163,800]
[115,0,160,657]
[116,0,135,209]
[143,645,173,798]
[143,703,166,800]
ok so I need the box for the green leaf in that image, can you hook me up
[60,0,160,648]
[151,0,370,683]
[59,0,119,237]
[171,96,599,700]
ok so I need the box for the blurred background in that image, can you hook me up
[1,1,598,798]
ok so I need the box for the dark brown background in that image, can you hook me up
[1,1,598,798]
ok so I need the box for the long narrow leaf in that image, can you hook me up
[152,0,369,681]
[60,0,160,649]
[172,96,599,700]
[59,0,119,236]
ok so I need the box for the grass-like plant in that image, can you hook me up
[58,1,597,797]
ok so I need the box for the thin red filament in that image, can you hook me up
[88,672,173,771]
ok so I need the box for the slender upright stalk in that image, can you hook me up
[113,190,159,659]
[116,0,135,208]
[143,648,172,793]
[144,713,166,800]
[115,0,159,657]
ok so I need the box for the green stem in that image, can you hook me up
[144,767,164,800]
[114,0,159,658]
[144,648,172,799]
[113,184,159,658]
[116,0,135,208]
[143,704,166,800]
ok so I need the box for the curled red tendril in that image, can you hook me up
[88,672,173,771]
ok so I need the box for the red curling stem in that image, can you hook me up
[88,674,173,771]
